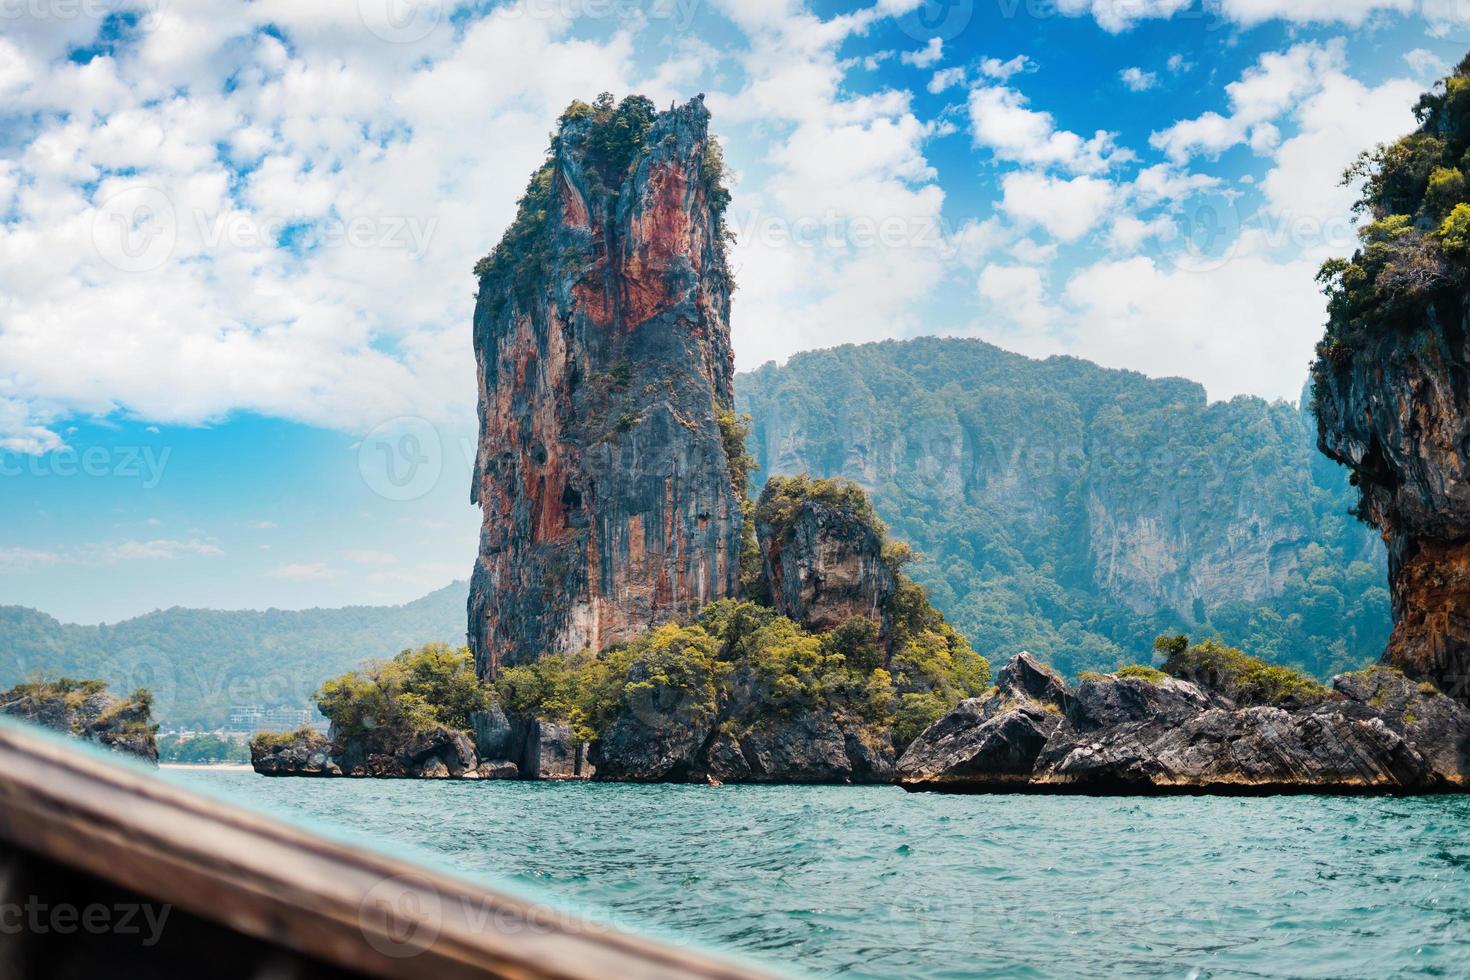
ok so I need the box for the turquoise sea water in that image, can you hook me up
[168,773,1470,978]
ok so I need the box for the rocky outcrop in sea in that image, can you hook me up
[252,711,591,780]
[0,680,158,764]
[468,94,743,678]
[898,654,1470,794]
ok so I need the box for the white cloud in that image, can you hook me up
[105,538,224,561]
[902,37,942,68]
[978,264,1053,330]
[708,0,950,368]
[979,55,1034,82]
[1058,253,1327,400]
[1167,54,1193,74]
[947,217,1012,266]
[1008,238,1059,264]
[1054,0,1193,32]
[1130,164,1222,205]
[0,3,641,451]
[1121,67,1158,92]
[1053,0,1411,30]
[968,85,1126,175]
[1218,0,1413,27]
[1105,214,1176,253]
[0,547,64,570]
[1259,71,1421,240]
[1404,48,1449,81]
[999,172,1115,243]
[928,67,966,94]
[272,561,341,581]
[1151,41,1345,163]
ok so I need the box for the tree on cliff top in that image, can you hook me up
[316,643,487,739]
[473,93,733,309]
[755,474,886,539]
[1315,53,1470,351]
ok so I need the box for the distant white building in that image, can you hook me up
[227,705,316,734]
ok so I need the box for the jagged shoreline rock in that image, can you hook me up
[1,681,158,764]
[251,717,594,781]
[898,654,1470,795]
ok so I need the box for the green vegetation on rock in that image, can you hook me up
[1316,55,1470,348]
[316,644,488,739]
[496,591,989,751]
[736,338,1390,683]
[1156,634,1332,706]
[755,474,886,539]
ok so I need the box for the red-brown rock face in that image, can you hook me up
[1315,307,1470,703]
[468,96,742,677]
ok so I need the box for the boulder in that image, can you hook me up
[995,653,1073,712]
[251,729,340,777]
[722,711,894,784]
[523,720,593,780]
[1066,674,1212,732]
[897,692,1064,790]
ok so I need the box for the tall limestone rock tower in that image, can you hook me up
[468,94,744,678]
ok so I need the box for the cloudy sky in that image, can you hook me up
[0,0,1461,621]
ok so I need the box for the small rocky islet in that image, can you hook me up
[0,679,158,764]
[257,70,1470,792]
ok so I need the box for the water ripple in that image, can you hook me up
[170,774,1470,979]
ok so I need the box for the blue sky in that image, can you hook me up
[0,0,1463,621]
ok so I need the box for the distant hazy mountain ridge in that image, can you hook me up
[0,583,467,728]
[735,337,1391,679]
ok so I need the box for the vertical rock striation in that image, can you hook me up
[468,95,742,677]
[1315,314,1470,700]
[1312,55,1470,703]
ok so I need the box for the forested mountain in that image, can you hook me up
[0,583,466,728]
[735,337,1390,680]
[0,340,1392,727]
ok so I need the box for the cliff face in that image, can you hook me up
[756,493,897,636]
[1311,55,1470,704]
[737,339,1387,678]
[1315,303,1470,700]
[469,96,742,676]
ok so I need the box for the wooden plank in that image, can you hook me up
[0,721,778,980]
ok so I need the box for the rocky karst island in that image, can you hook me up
[254,82,1470,793]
